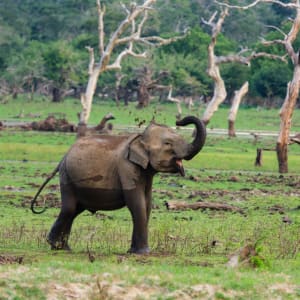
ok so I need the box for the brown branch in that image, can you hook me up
[290,133,300,144]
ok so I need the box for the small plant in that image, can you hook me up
[250,243,270,269]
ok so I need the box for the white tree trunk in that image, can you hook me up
[201,9,228,125]
[202,69,227,125]
[228,81,249,137]
[80,68,101,125]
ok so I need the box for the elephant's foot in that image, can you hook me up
[47,236,71,251]
[128,246,150,255]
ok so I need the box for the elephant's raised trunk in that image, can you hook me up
[176,116,206,161]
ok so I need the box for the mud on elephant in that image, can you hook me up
[31,116,206,254]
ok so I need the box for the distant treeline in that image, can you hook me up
[0,0,299,107]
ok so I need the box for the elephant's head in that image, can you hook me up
[128,116,206,176]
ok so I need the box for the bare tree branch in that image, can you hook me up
[215,0,300,9]
[106,48,147,70]
[265,25,287,38]
[97,0,105,56]
[217,52,287,65]
[228,81,249,137]
[79,0,182,126]
[167,86,182,116]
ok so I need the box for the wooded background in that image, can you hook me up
[0,0,298,107]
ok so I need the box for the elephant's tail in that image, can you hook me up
[30,162,60,214]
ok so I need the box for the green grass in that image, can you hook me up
[0,98,300,299]
[2,96,300,132]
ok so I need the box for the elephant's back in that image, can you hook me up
[64,135,130,189]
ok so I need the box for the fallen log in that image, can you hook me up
[21,116,76,132]
[290,133,300,144]
[165,200,244,214]
[77,113,115,138]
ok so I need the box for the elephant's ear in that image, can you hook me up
[127,136,149,169]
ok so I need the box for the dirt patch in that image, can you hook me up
[21,193,60,208]
[247,174,300,187]
[0,255,24,265]
[2,185,25,192]
[154,188,299,211]
[46,282,91,300]
[93,279,162,300]
[0,266,298,300]
[58,279,299,300]
[89,279,244,300]
[269,283,298,295]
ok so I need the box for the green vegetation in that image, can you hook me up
[0,99,300,299]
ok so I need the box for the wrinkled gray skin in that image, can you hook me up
[31,116,206,254]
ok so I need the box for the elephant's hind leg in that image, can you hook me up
[47,186,84,250]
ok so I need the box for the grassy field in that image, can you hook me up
[2,96,300,132]
[0,97,300,299]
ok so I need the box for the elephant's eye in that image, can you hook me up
[164,141,172,147]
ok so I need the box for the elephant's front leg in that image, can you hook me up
[125,188,150,254]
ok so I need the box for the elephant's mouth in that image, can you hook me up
[175,159,185,177]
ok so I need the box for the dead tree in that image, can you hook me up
[135,66,170,108]
[136,66,152,108]
[254,148,275,167]
[116,78,139,106]
[114,72,125,106]
[201,7,286,135]
[218,0,300,173]
[201,9,229,126]
[273,3,300,173]
[79,0,179,133]
[228,81,249,137]
[167,86,182,120]
[277,54,300,173]
[255,148,263,166]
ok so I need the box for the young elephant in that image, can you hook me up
[31,116,206,254]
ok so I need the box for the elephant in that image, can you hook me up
[31,116,206,254]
